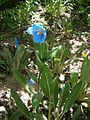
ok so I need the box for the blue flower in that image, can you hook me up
[15,36,18,48]
[27,23,46,43]
[28,79,35,86]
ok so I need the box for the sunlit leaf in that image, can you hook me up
[40,64,54,97]
[32,93,43,110]
[71,73,78,87]
[81,57,90,83]
[64,81,82,113]
[12,68,34,95]
[11,88,46,120]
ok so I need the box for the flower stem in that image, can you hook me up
[52,0,61,47]
[48,97,51,120]
[54,107,56,120]
[38,72,41,93]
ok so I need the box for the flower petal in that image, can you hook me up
[26,23,46,43]
[33,24,46,43]
[26,27,33,35]
[28,79,35,86]
[15,36,18,48]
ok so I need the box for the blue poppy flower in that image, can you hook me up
[27,23,46,43]
[15,36,18,48]
[28,79,35,86]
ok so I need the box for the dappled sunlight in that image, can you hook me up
[0,0,90,120]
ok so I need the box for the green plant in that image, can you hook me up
[52,44,70,74]
[10,39,90,120]
[68,0,90,29]
[45,0,64,18]
[87,14,90,26]
[0,45,29,76]
[0,0,37,32]
[69,56,90,120]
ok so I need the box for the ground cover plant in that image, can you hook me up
[0,0,90,120]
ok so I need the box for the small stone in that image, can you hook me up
[0,106,8,120]
[6,93,10,99]
[59,74,65,82]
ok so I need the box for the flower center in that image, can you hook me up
[37,28,44,35]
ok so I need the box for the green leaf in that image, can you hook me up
[40,64,54,97]
[35,114,48,120]
[19,49,29,71]
[71,73,78,87]
[72,106,81,120]
[32,93,43,110]
[13,45,25,69]
[11,89,46,120]
[0,74,6,78]
[9,110,23,120]
[48,45,62,59]
[87,14,90,26]
[3,47,12,62]
[50,34,54,47]
[84,93,90,98]
[0,47,12,67]
[36,57,43,73]
[53,77,59,108]
[12,69,34,95]
[11,88,34,120]
[66,44,89,67]
[43,42,49,59]
[83,99,90,105]
[0,60,6,65]
[81,57,90,83]
[14,45,24,61]
[59,82,69,109]
[34,42,49,62]
[64,81,82,113]
[61,47,70,63]
[26,67,37,83]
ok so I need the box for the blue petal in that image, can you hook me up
[15,36,18,48]
[33,24,46,43]
[28,79,35,86]
[26,23,47,43]
[26,27,33,35]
